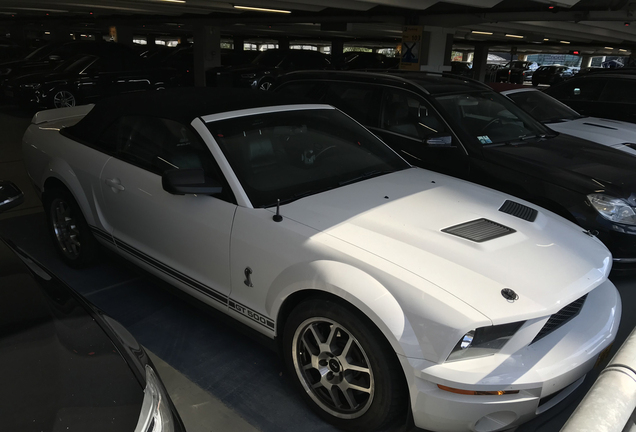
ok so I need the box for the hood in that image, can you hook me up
[547,117,636,156]
[0,241,143,431]
[281,168,611,323]
[483,133,636,196]
[11,70,70,86]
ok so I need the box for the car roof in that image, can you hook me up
[277,70,489,95]
[67,87,312,144]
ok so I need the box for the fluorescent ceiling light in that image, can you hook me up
[543,38,549,41]
[471,31,493,35]
[159,0,186,3]
[505,34,524,38]
[620,49,627,52]
[605,46,614,49]
[234,5,291,13]
[560,40,570,44]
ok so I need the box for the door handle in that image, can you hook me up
[105,178,125,191]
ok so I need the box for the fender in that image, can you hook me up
[40,157,98,227]
[266,260,420,358]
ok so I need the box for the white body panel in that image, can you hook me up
[22,104,622,432]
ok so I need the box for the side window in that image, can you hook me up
[550,79,605,101]
[323,82,380,127]
[599,79,636,103]
[380,88,447,140]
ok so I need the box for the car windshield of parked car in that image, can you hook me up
[507,61,531,69]
[434,91,551,146]
[251,50,285,67]
[506,90,582,123]
[207,108,409,208]
[54,55,96,73]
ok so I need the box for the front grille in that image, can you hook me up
[499,200,538,222]
[531,294,588,345]
[442,218,515,243]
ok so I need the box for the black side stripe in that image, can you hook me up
[89,225,275,330]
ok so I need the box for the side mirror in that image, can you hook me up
[0,181,24,213]
[425,135,455,147]
[162,169,222,195]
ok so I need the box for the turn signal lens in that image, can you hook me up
[438,384,519,396]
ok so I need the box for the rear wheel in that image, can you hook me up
[44,187,98,267]
[283,298,407,431]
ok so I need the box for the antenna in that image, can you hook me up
[273,199,283,222]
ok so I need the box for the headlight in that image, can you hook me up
[448,322,524,361]
[241,73,256,79]
[134,365,175,432]
[20,83,41,89]
[588,193,636,226]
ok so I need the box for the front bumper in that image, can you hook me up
[401,278,621,432]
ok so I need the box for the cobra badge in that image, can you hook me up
[501,288,519,302]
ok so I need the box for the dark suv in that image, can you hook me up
[274,70,636,266]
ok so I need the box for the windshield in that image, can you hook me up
[25,44,58,60]
[506,61,530,69]
[54,55,97,72]
[251,50,285,67]
[207,109,409,208]
[434,91,551,146]
[506,90,581,123]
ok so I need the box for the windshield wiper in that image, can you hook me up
[488,134,549,147]
[338,170,393,186]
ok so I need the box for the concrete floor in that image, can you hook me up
[1,102,634,432]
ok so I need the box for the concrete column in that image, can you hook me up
[9,24,26,45]
[331,39,345,70]
[278,37,290,51]
[461,51,470,61]
[580,55,593,68]
[472,44,489,82]
[110,25,134,47]
[233,36,244,53]
[146,34,156,46]
[193,24,221,87]
[417,25,454,73]
[48,22,72,41]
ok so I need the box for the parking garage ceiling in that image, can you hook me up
[0,0,634,54]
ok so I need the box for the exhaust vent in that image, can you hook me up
[499,200,538,222]
[442,218,515,243]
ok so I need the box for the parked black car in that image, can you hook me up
[0,183,185,432]
[545,73,636,123]
[207,49,331,90]
[0,40,137,85]
[3,52,176,108]
[531,65,574,86]
[340,52,399,70]
[274,70,636,266]
[450,61,474,78]
[495,60,536,84]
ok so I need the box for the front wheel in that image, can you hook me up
[283,298,407,431]
[43,187,98,267]
[52,89,77,108]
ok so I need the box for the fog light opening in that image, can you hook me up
[474,411,518,432]
[437,384,519,396]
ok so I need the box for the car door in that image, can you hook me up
[98,115,236,309]
[374,87,469,177]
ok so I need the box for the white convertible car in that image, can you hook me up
[23,88,621,432]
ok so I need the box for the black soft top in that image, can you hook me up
[66,87,313,144]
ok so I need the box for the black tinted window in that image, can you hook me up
[599,79,636,103]
[323,83,379,127]
[381,88,447,140]
[548,79,605,101]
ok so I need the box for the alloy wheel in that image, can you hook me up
[50,198,82,260]
[53,90,76,108]
[292,317,375,419]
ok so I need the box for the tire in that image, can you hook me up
[43,187,98,268]
[283,297,407,431]
[51,89,77,108]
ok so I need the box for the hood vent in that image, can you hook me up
[531,294,588,345]
[499,200,538,222]
[442,218,515,243]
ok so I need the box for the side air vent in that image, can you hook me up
[442,218,516,243]
[531,294,588,345]
[499,200,538,222]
